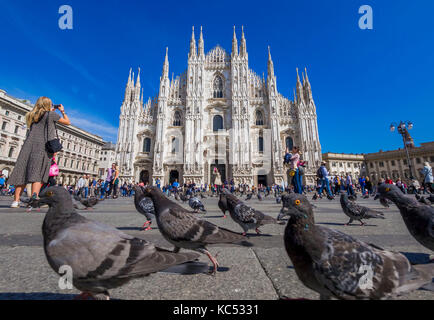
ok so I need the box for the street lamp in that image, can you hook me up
[390,120,414,180]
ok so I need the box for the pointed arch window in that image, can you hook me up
[213,115,224,132]
[171,137,179,154]
[255,110,264,126]
[173,110,182,126]
[143,137,151,153]
[258,135,264,153]
[285,137,293,151]
[213,75,224,98]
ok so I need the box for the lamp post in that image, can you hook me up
[390,121,414,180]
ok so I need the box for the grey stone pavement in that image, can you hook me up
[0,193,432,300]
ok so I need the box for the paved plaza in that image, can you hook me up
[0,193,432,300]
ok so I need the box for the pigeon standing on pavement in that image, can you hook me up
[348,194,357,201]
[283,192,434,300]
[36,186,207,300]
[132,185,155,231]
[340,193,385,226]
[312,193,318,201]
[415,194,432,206]
[143,187,252,274]
[245,193,253,201]
[188,197,206,213]
[377,184,434,252]
[218,193,228,219]
[218,189,284,236]
[73,194,100,210]
[257,192,263,201]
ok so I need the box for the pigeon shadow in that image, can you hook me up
[286,266,295,270]
[0,292,77,300]
[400,252,432,264]
[317,222,378,227]
[246,233,273,238]
[316,222,346,226]
[213,266,230,272]
[117,226,158,231]
[205,215,226,219]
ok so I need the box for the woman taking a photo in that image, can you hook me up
[8,97,70,207]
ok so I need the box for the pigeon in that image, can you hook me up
[142,186,252,274]
[200,192,207,199]
[218,193,228,218]
[312,193,318,201]
[245,193,253,201]
[188,197,206,213]
[257,193,263,201]
[132,185,155,231]
[377,184,434,252]
[415,194,432,206]
[348,194,357,201]
[219,189,284,236]
[35,186,207,300]
[363,194,370,199]
[174,193,181,201]
[340,193,385,226]
[179,193,189,202]
[374,194,392,208]
[73,194,100,210]
[283,192,434,300]
[276,196,282,204]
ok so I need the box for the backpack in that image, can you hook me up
[284,153,292,164]
[316,167,323,179]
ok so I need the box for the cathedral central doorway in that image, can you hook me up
[257,175,267,186]
[210,160,226,185]
[140,170,149,184]
[169,170,179,185]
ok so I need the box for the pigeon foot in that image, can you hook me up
[142,220,152,231]
[255,228,262,234]
[74,292,95,300]
[205,250,220,275]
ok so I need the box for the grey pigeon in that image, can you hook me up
[36,186,207,300]
[276,196,282,204]
[179,193,189,202]
[283,192,434,300]
[188,197,206,213]
[73,194,100,210]
[132,185,155,231]
[340,193,385,226]
[143,187,251,274]
[257,193,263,201]
[348,194,357,201]
[312,193,318,201]
[218,193,228,218]
[219,189,284,236]
[245,193,253,201]
[374,193,392,208]
[415,194,432,206]
[200,192,207,199]
[377,184,434,252]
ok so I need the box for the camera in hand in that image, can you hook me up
[53,104,61,109]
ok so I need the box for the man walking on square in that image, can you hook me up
[317,161,334,199]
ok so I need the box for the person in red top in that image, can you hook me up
[385,177,393,184]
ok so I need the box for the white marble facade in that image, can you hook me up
[116,27,322,186]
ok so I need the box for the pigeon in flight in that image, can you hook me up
[188,197,206,213]
[143,187,251,274]
[35,186,207,300]
[340,193,385,226]
[283,192,434,300]
[132,185,155,231]
[218,189,283,236]
[377,184,434,252]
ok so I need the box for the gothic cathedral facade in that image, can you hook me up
[116,27,322,187]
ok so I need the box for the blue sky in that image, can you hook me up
[0,0,433,153]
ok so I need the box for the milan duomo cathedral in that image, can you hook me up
[116,27,322,187]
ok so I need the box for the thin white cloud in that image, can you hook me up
[68,110,118,142]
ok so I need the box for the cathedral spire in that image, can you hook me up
[162,47,169,78]
[296,68,303,102]
[127,68,132,86]
[232,25,238,57]
[135,67,141,88]
[267,46,274,78]
[240,25,247,57]
[198,26,204,57]
[189,26,196,58]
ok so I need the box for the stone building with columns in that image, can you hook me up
[0,89,105,186]
[116,27,322,186]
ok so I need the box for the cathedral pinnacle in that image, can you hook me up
[198,26,204,56]
[189,26,196,58]
[162,47,169,77]
[240,25,247,56]
[232,25,238,57]
[267,46,274,78]
[135,67,141,88]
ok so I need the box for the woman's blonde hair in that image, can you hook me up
[25,96,52,127]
